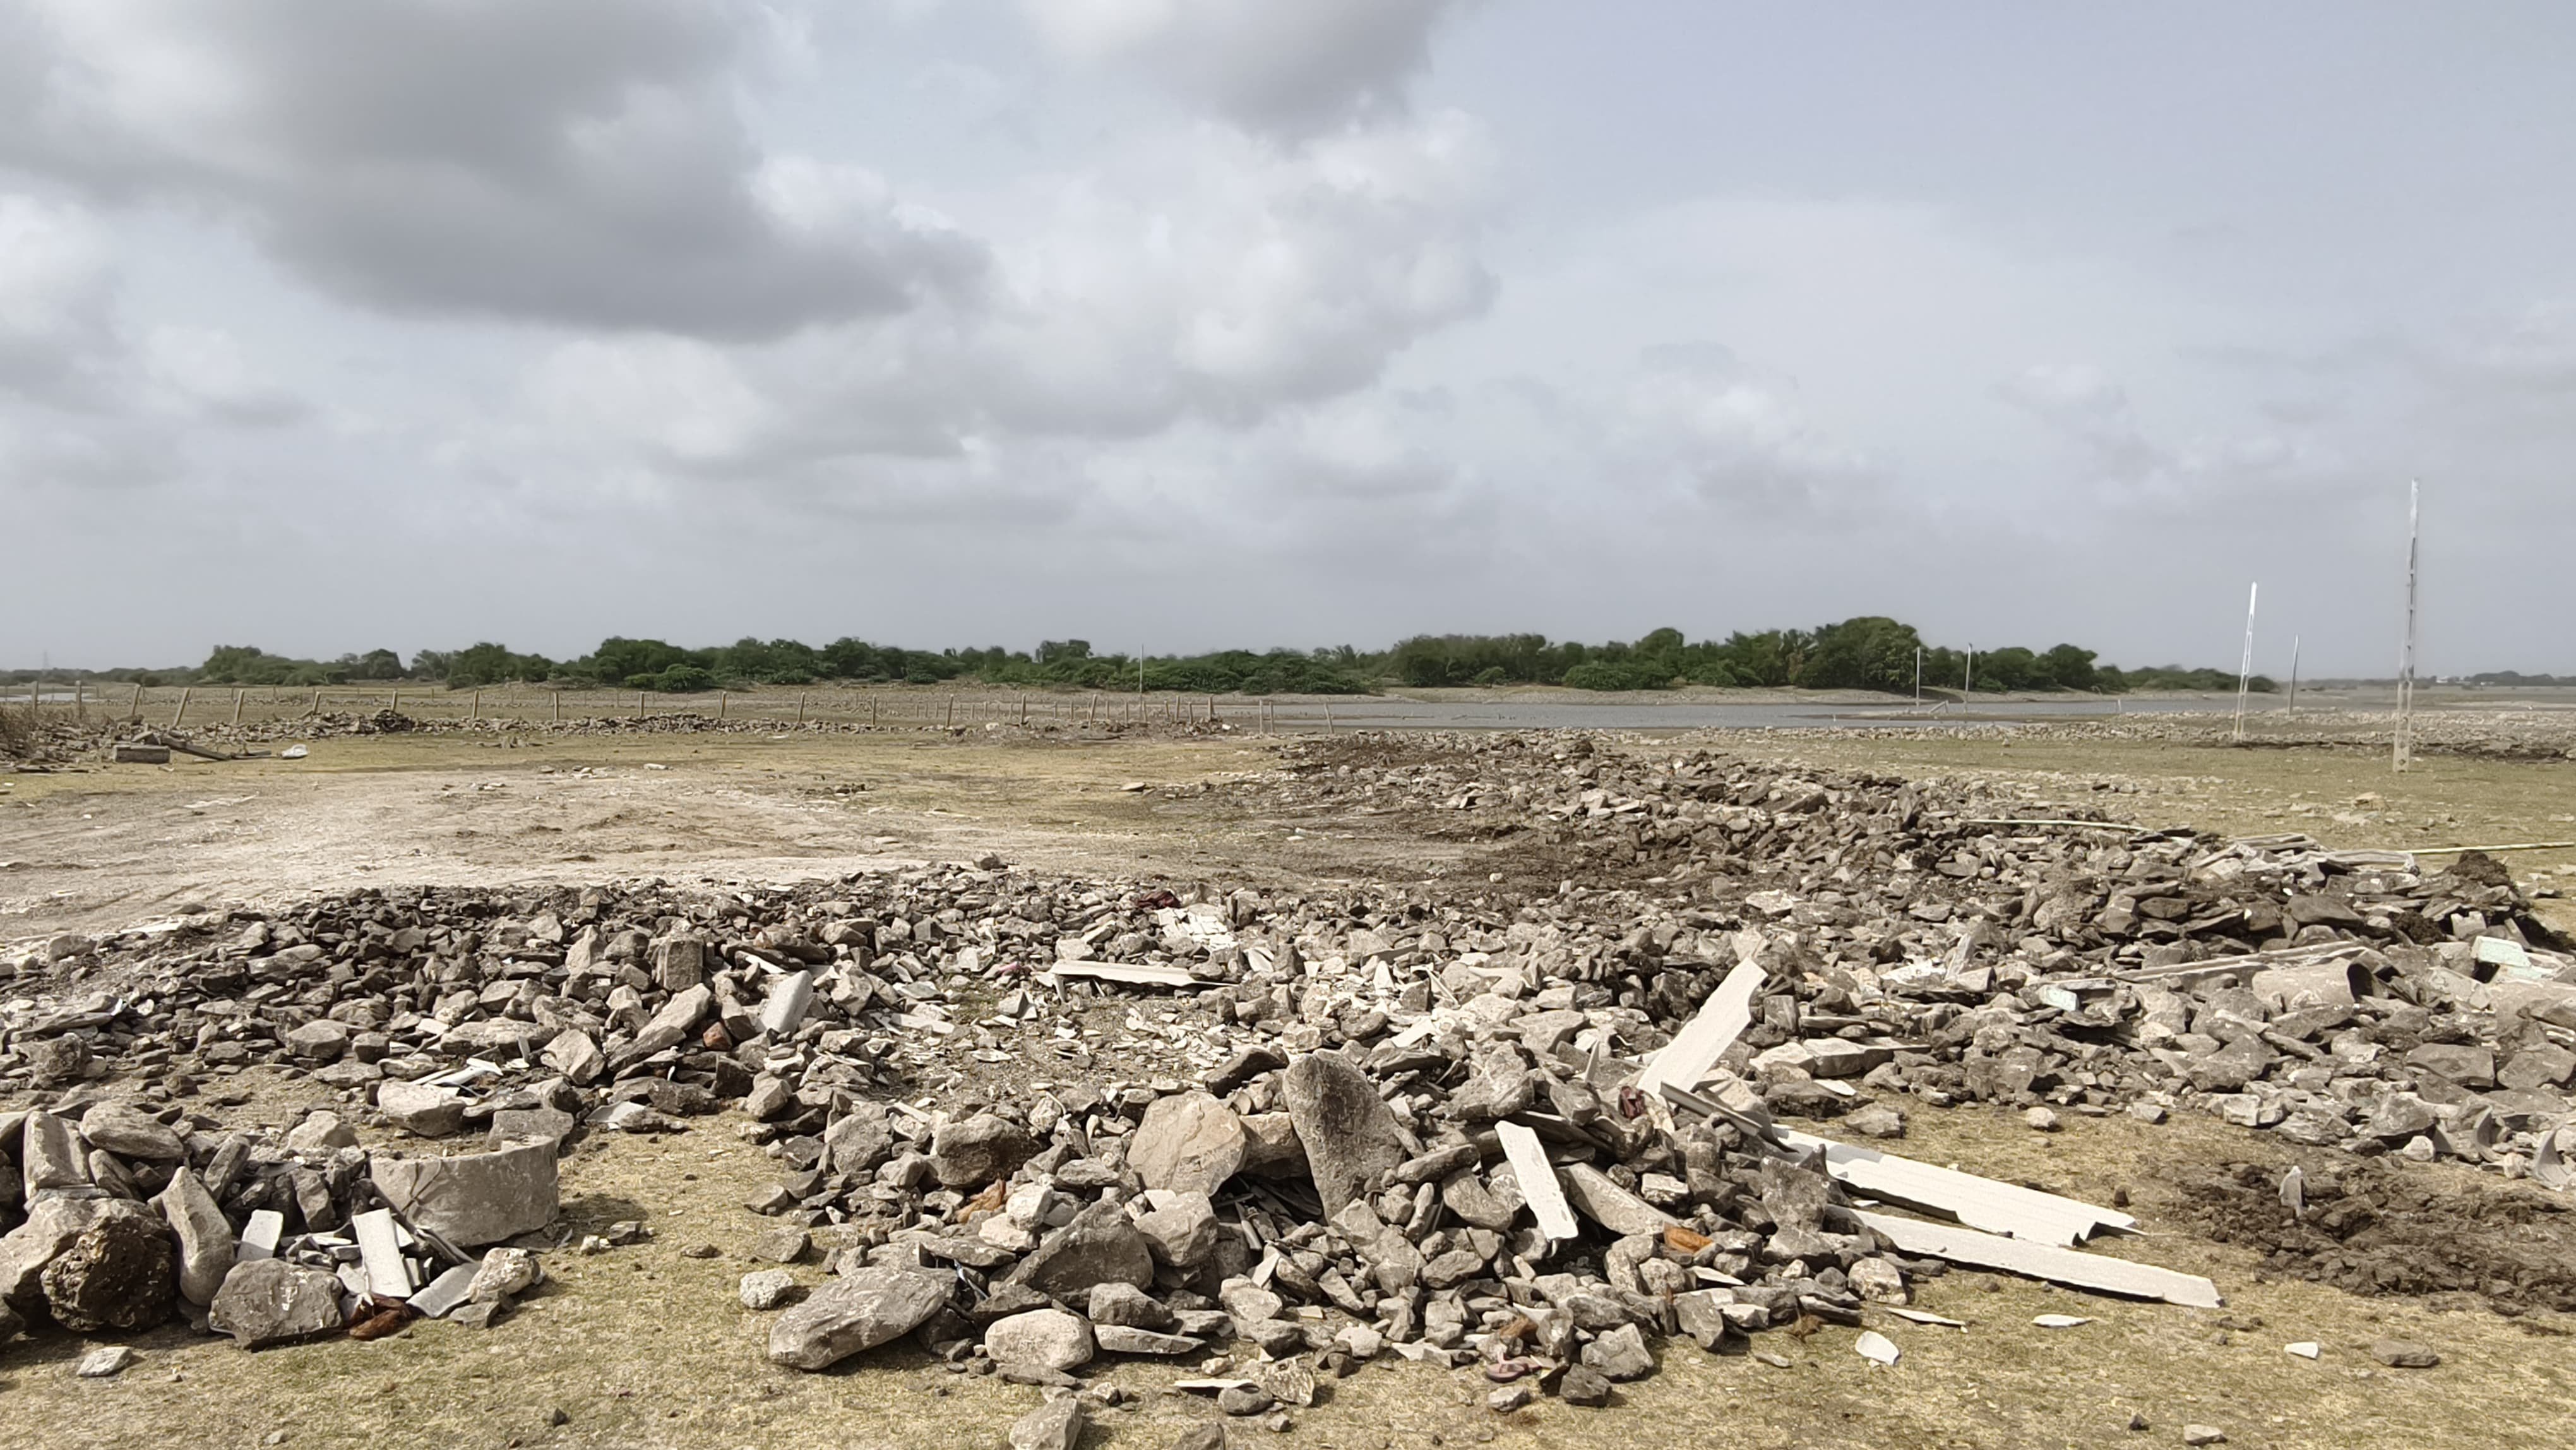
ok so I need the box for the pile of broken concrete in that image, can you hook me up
[6,734,2574,1413]
[1,1099,562,1354]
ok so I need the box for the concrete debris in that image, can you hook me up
[209,1258,346,1348]
[6,732,2572,1420]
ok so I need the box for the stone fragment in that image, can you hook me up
[2370,1338,2439,1369]
[283,1111,358,1155]
[76,1104,186,1161]
[1280,1052,1406,1214]
[2181,1427,2227,1446]
[20,1108,90,1194]
[1135,1189,1219,1269]
[154,1167,237,1307]
[1130,1092,1251,1196]
[1010,1396,1087,1450]
[468,1246,539,1302]
[740,1269,799,1310]
[930,1114,1037,1190]
[76,1345,140,1377]
[1582,1322,1656,1381]
[767,1268,952,1370]
[210,1259,347,1348]
[2405,1045,2495,1088]
[1011,1202,1154,1297]
[542,1029,605,1086]
[984,1307,1096,1371]
[1558,1364,1613,1406]
[378,1079,468,1137]
[370,1141,558,1247]
[1093,1324,1203,1355]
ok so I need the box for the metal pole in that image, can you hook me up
[2232,582,2259,741]
[2287,635,2300,717]
[2395,479,2421,772]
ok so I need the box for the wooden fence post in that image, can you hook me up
[232,689,244,725]
[171,686,191,728]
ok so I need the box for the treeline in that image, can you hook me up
[6,618,2275,697]
[1383,619,2273,695]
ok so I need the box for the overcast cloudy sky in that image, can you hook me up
[3,1,2568,674]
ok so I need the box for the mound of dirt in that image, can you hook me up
[2176,1157,2576,1312]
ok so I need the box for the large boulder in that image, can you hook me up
[0,1195,116,1314]
[370,1141,558,1247]
[1280,1052,1407,1214]
[766,1267,953,1370]
[42,1207,176,1332]
[1129,1093,1250,1197]
[209,1259,345,1348]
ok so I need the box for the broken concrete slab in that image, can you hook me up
[369,1141,558,1248]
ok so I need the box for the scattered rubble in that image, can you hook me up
[4,732,2573,1424]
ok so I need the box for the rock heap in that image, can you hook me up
[5,734,2573,1404]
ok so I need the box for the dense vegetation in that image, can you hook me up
[4,619,2282,697]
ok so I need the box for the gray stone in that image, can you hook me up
[1440,1169,1523,1230]
[740,1268,799,1310]
[984,1307,1095,1371]
[75,1103,186,1161]
[1011,1201,1154,1298]
[1135,1189,1219,1269]
[1,1195,114,1312]
[1130,1092,1250,1196]
[541,1028,605,1086]
[2406,1044,2495,1088]
[371,1141,558,1247]
[283,1110,358,1154]
[2370,1338,2439,1369]
[825,1108,894,1177]
[378,1079,468,1137]
[931,1113,1037,1190]
[1672,1289,1737,1349]
[1582,1322,1656,1381]
[210,1258,346,1348]
[766,1267,952,1370]
[21,1108,89,1195]
[2501,1044,2576,1090]
[1559,1163,1679,1237]
[1218,1385,1273,1417]
[1088,1281,1176,1330]
[1280,1052,1406,1214]
[754,1225,813,1263]
[76,1345,140,1377]
[488,1106,577,1147]
[42,1207,176,1332]
[1094,1324,1204,1355]
[154,1167,236,1307]
[1169,1426,1229,1450]
[623,984,713,1063]
[1842,1104,1908,1139]
[1559,1364,1613,1406]
[1010,1396,1087,1450]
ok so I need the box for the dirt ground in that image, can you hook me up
[6,721,2576,1449]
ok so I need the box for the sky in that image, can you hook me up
[2,1,2570,675]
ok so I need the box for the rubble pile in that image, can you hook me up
[3,734,2572,1411]
[0,1095,565,1353]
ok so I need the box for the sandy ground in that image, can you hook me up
[5,724,2576,1448]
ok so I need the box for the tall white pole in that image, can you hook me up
[1964,645,1974,698]
[2233,582,2259,741]
[1914,647,1922,705]
[2287,635,2301,717]
[2394,479,2421,772]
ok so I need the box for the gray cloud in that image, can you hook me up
[0,0,982,337]
[1025,0,1469,134]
